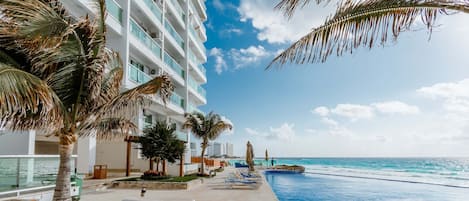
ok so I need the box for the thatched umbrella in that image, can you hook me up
[246,141,255,171]
[265,149,269,167]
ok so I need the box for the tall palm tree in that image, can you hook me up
[0,1,172,200]
[182,112,232,175]
[268,0,469,68]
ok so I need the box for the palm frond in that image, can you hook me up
[268,0,469,68]
[276,0,330,18]
[99,52,123,104]
[92,75,173,121]
[78,117,136,140]
[0,64,63,132]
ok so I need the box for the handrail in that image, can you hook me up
[130,19,162,59]
[164,19,184,49]
[164,51,185,79]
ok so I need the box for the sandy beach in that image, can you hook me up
[80,167,278,201]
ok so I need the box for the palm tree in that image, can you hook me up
[182,112,232,175]
[0,1,172,200]
[138,121,186,175]
[268,0,469,68]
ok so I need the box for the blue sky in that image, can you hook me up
[198,0,469,157]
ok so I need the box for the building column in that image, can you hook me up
[77,137,96,175]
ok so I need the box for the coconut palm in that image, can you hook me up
[138,121,186,175]
[268,0,469,68]
[0,0,172,200]
[182,112,232,175]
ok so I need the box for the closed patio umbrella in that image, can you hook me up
[246,141,255,171]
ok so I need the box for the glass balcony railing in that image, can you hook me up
[164,51,185,79]
[143,0,163,22]
[170,93,185,109]
[189,104,203,114]
[188,50,206,77]
[171,0,185,22]
[188,76,206,99]
[189,26,206,54]
[197,64,206,75]
[164,19,184,49]
[130,19,162,60]
[128,64,151,84]
[105,0,123,23]
[176,131,187,142]
[0,155,77,193]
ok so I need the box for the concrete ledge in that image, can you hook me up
[111,179,202,190]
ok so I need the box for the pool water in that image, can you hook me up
[265,171,469,201]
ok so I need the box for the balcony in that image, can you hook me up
[188,75,206,101]
[189,26,206,59]
[130,19,162,60]
[128,64,151,84]
[188,50,206,81]
[176,131,187,142]
[170,93,185,109]
[105,0,122,24]
[170,0,185,23]
[164,19,184,50]
[164,51,185,80]
[142,0,163,23]
[188,103,203,114]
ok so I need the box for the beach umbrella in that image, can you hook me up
[265,149,269,167]
[246,141,255,171]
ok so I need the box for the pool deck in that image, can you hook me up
[80,167,279,201]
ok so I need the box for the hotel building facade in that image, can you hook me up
[0,0,207,177]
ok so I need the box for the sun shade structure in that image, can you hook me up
[246,141,255,171]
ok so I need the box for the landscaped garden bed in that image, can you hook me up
[111,174,202,190]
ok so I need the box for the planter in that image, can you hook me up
[111,179,202,190]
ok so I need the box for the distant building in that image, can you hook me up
[226,143,234,157]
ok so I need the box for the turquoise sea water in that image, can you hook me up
[261,158,469,201]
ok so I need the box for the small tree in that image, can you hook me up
[183,112,232,175]
[138,121,185,175]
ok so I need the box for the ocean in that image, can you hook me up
[261,158,469,201]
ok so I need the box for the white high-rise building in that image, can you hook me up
[0,0,208,176]
[226,143,234,157]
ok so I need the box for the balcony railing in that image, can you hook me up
[189,26,206,54]
[130,19,162,60]
[189,104,203,114]
[170,93,185,109]
[176,131,187,142]
[197,64,206,75]
[164,19,184,49]
[188,50,206,77]
[170,0,185,22]
[128,64,151,84]
[143,0,163,22]
[164,51,185,79]
[0,155,77,193]
[105,0,123,23]
[188,76,206,99]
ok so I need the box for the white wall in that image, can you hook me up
[0,131,35,155]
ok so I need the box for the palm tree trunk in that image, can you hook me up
[200,148,206,175]
[53,143,74,201]
[149,158,154,171]
[156,158,160,172]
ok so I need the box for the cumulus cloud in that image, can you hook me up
[269,123,295,141]
[372,101,420,115]
[229,45,274,68]
[418,79,469,99]
[245,123,296,141]
[331,104,375,120]
[238,0,330,44]
[221,116,234,135]
[313,106,330,117]
[212,0,236,12]
[209,47,228,74]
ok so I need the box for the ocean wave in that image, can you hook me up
[302,165,469,188]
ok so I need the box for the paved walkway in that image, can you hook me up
[81,167,278,201]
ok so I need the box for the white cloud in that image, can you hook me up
[229,45,275,68]
[269,123,295,141]
[321,117,338,127]
[223,28,243,35]
[212,0,236,12]
[313,106,330,117]
[238,0,329,44]
[246,123,296,141]
[331,104,375,120]
[418,79,469,99]
[209,47,228,74]
[221,116,234,135]
[372,101,420,115]
[245,128,261,136]
[305,129,317,134]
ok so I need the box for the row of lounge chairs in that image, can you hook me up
[220,170,263,189]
